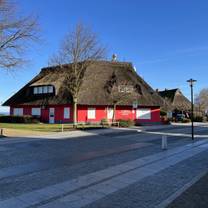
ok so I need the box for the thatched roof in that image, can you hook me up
[159,88,191,111]
[3,61,164,107]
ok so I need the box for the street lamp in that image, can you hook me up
[187,78,197,140]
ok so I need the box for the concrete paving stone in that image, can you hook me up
[89,181,120,195]
[84,150,208,208]
[0,197,28,208]
[35,185,66,199]
[40,189,105,208]
[16,190,48,206]
[39,194,85,208]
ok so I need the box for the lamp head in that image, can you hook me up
[187,78,197,87]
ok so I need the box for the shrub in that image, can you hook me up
[0,115,40,123]
[160,110,167,116]
[100,118,109,126]
[181,118,191,123]
[194,116,203,122]
[117,119,135,127]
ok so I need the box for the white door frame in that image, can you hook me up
[49,108,55,124]
[107,107,114,120]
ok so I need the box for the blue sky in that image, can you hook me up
[1,0,208,112]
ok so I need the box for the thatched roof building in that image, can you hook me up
[3,61,164,107]
[159,88,191,111]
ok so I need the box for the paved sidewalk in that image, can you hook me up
[168,172,208,208]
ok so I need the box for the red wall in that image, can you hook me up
[10,104,73,123]
[77,105,107,122]
[10,104,161,124]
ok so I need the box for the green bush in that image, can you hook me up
[117,119,135,127]
[100,118,109,126]
[160,110,167,116]
[194,116,203,122]
[182,118,191,123]
[0,115,40,123]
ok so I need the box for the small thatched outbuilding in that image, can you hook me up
[159,88,191,113]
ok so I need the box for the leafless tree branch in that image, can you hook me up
[0,0,40,69]
[49,23,106,124]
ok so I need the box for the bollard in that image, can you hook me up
[162,135,167,150]
[61,124,64,132]
[0,128,3,136]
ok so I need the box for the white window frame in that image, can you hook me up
[107,107,114,119]
[64,107,70,119]
[13,108,23,116]
[32,108,41,116]
[136,108,151,120]
[33,87,38,94]
[48,86,53,93]
[38,87,43,94]
[43,86,48,93]
[88,107,96,119]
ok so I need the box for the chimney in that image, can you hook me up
[112,54,117,62]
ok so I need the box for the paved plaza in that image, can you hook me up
[0,124,208,207]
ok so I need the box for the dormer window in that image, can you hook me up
[33,85,54,95]
[118,85,134,93]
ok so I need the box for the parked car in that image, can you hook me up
[176,114,186,122]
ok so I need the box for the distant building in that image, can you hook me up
[3,61,164,124]
[159,88,191,116]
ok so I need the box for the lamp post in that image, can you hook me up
[187,78,197,140]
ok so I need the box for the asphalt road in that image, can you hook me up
[0,125,207,208]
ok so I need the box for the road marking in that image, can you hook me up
[144,131,208,138]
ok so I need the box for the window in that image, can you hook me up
[48,86,53,93]
[43,86,48,93]
[118,85,134,93]
[136,108,151,120]
[118,85,125,93]
[38,87,43,94]
[125,86,134,93]
[88,108,96,119]
[34,87,38,94]
[13,108,23,116]
[33,86,54,94]
[107,108,114,119]
[32,108,41,116]
[64,107,70,119]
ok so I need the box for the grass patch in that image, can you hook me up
[0,123,75,132]
[0,123,108,132]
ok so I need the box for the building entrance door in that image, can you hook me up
[49,108,55,124]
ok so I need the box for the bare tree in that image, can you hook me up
[49,23,106,125]
[104,71,136,122]
[195,88,208,116]
[0,0,39,69]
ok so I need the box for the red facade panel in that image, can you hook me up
[77,105,107,122]
[10,105,161,124]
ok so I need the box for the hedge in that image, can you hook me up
[117,119,135,127]
[0,115,40,123]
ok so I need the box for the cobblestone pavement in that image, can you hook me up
[168,172,208,208]
[0,125,207,207]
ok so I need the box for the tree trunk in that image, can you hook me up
[73,97,78,127]
[112,104,116,122]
